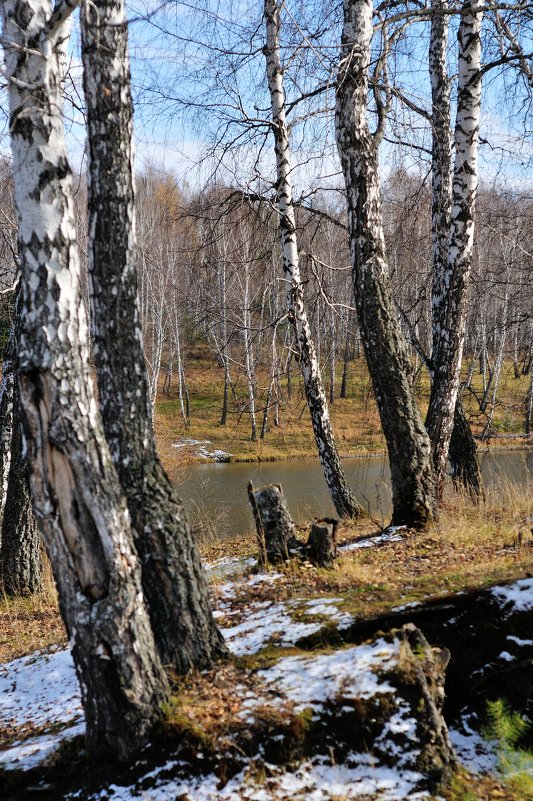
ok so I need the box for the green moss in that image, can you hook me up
[161,702,215,752]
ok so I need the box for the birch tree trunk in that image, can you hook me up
[264,0,362,519]
[427,0,480,496]
[261,321,280,439]
[425,0,484,495]
[428,0,453,343]
[219,254,231,425]
[525,371,533,435]
[340,317,351,399]
[1,0,169,759]
[173,309,188,424]
[241,261,258,440]
[0,309,15,537]
[0,289,42,595]
[482,281,508,439]
[0,380,42,595]
[81,0,226,672]
[335,0,437,529]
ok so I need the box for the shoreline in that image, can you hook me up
[166,437,532,467]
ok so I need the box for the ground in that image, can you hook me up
[153,349,531,471]
[1,497,533,800]
[0,351,531,799]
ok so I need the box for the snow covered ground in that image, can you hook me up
[172,439,232,462]
[1,558,525,799]
[97,756,430,801]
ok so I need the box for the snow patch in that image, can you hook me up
[340,528,406,552]
[0,648,82,729]
[491,578,533,614]
[498,651,514,662]
[221,597,352,655]
[392,601,422,612]
[0,648,83,770]
[205,555,256,580]
[449,718,498,775]
[172,438,232,461]
[246,572,285,587]
[506,634,533,647]
[0,722,85,771]
[83,755,427,801]
[255,639,399,711]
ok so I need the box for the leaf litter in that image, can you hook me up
[1,552,530,799]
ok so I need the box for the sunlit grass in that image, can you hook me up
[0,558,65,663]
[154,349,529,476]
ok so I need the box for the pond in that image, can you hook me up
[176,448,533,538]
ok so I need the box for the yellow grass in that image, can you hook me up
[0,560,66,663]
[154,348,530,478]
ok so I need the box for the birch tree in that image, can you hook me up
[0,288,42,595]
[425,0,484,497]
[336,0,437,529]
[80,0,226,672]
[264,0,363,519]
[1,0,170,758]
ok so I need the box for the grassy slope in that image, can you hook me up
[2,348,531,663]
[2,481,532,665]
[154,348,531,476]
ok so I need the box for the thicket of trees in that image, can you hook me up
[0,0,531,763]
[133,171,533,448]
[1,160,530,455]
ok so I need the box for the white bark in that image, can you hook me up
[1,0,169,758]
[336,0,437,528]
[429,0,452,363]
[0,315,15,537]
[426,0,484,492]
[264,0,362,518]
[242,261,258,440]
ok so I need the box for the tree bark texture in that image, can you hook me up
[307,519,338,568]
[426,0,480,496]
[448,399,481,494]
[264,0,363,519]
[425,0,484,496]
[428,0,452,346]
[0,382,42,595]
[80,0,227,673]
[0,308,16,537]
[0,290,42,595]
[335,0,437,529]
[1,0,169,760]
[248,483,296,564]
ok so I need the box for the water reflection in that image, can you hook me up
[176,449,532,538]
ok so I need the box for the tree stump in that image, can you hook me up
[248,482,296,564]
[392,625,456,783]
[306,518,338,567]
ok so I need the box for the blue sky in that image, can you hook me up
[2,0,531,195]
[122,0,532,195]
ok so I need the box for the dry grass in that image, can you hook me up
[444,767,533,801]
[154,351,386,476]
[203,478,533,622]
[0,478,531,664]
[0,559,65,663]
[154,349,530,477]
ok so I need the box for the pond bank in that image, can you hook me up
[176,449,533,539]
